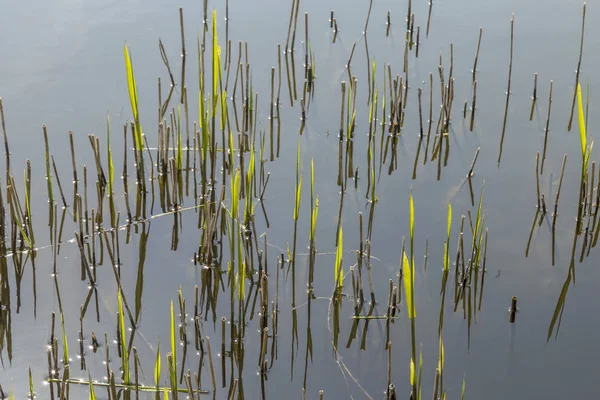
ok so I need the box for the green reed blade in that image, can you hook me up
[369,144,377,201]
[444,202,452,271]
[231,169,241,218]
[118,290,130,384]
[334,226,343,289]
[309,159,318,241]
[28,367,34,398]
[220,90,227,131]
[577,83,587,163]
[408,190,416,317]
[245,146,255,222]
[88,373,97,400]
[170,299,177,375]
[106,114,114,194]
[438,334,444,374]
[294,141,302,221]
[124,44,143,151]
[177,105,183,171]
[474,214,485,268]
[403,251,415,319]
[310,197,319,243]
[409,356,415,386]
[60,311,69,366]
[473,182,485,257]
[154,339,161,389]
[7,185,32,248]
[547,273,571,342]
[167,353,177,400]
[294,177,303,221]
[212,10,221,115]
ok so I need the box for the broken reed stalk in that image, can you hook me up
[472,28,482,82]
[346,42,357,83]
[468,147,480,177]
[0,98,10,180]
[364,0,373,34]
[406,0,411,32]
[179,7,186,104]
[339,81,347,140]
[426,0,432,37]
[42,125,55,214]
[304,12,309,80]
[270,67,275,161]
[277,44,282,157]
[470,80,477,131]
[535,152,541,209]
[529,73,538,121]
[418,87,423,138]
[409,14,415,48]
[568,2,587,131]
[285,0,297,52]
[69,131,78,218]
[205,336,216,391]
[416,26,420,57]
[427,72,433,139]
[51,155,68,208]
[386,11,391,37]
[290,0,301,51]
[498,14,514,166]
[509,296,517,323]
[541,80,553,175]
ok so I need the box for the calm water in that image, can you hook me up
[1,0,600,398]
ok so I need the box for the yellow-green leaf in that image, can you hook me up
[403,251,415,319]
[154,338,161,387]
[334,226,344,289]
[444,202,452,271]
[438,335,445,373]
[170,299,177,376]
[409,190,414,240]
[577,83,587,161]
[409,356,415,386]
[310,196,319,242]
[118,290,129,384]
[88,374,96,400]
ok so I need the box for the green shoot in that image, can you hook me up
[402,251,415,319]
[444,202,452,271]
[118,290,130,385]
[124,44,143,151]
[170,299,177,376]
[294,141,303,222]
[28,367,34,399]
[334,226,343,290]
[154,339,161,393]
[88,372,97,400]
[106,113,114,194]
[60,312,69,366]
[177,105,183,172]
